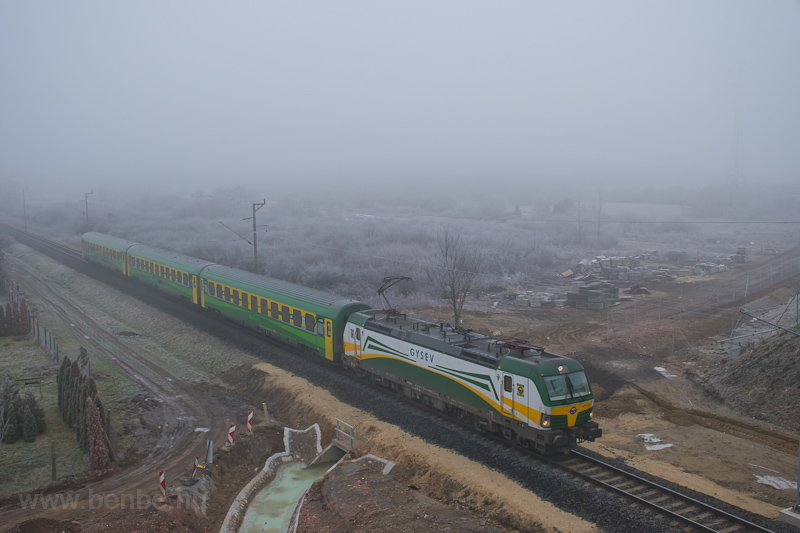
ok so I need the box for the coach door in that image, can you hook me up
[192,275,199,304]
[324,319,334,361]
[501,374,514,417]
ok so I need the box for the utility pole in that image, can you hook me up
[245,199,266,274]
[85,191,93,229]
[596,185,603,240]
[22,188,28,232]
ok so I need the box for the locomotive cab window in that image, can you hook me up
[544,371,591,401]
[504,375,513,393]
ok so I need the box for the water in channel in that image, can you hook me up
[238,461,331,533]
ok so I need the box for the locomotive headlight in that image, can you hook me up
[590,411,594,419]
[541,414,551,428]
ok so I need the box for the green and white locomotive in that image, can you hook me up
[344,310,601,453]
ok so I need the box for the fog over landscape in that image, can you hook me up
[2,1,800,193]
[2,1,800,305]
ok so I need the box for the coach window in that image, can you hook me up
[183,273,188,286]
[504,375,513,393]
[251,295,258,311]
[159,265,164,277]
[260,299,268,315]
[270,302,279,319]
[281,306,290,323]
[230,290,238,305]
[305,314,315,332]
[223,287,230,301]
[292,309,302,327]
[317,319,324,335]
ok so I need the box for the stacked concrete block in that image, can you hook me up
[565,282,618,310]
[731,247,750,263]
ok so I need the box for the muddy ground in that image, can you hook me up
[2,241,800,532]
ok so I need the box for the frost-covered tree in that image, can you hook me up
[426,228,483,327]
[23,390,45,434]
[3,405,18,444]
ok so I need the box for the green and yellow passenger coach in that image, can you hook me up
[81,232,138,275]
[198,265,369,361]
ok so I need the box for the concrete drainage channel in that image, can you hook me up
[218,420,395,533]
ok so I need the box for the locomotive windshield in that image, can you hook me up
[543,370,591,401]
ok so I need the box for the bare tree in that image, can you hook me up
[426,228,483,327]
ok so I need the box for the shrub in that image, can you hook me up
[22,404,38,442]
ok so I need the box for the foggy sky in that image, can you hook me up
[2,1,799,196]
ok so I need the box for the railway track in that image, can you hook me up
[0,222,86,265]
[554,450,775,532]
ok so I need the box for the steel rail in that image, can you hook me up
[562,450,775,532]
[0,222,85,262]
